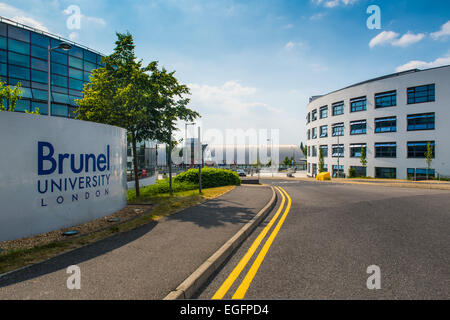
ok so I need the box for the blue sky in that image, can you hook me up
[1,0,449,144]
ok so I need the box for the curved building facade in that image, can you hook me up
[305,66,450,179]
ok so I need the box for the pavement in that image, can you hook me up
[0,185,273,300]
[196,179,450,299]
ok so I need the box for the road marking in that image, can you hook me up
[232,186,292,299]
[211,187,286,300]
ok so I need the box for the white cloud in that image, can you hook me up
[431,21,450,40]
[369,31,399,48]
[285,41,295,49]
[369,31,425,48]
[310,12,326,20]
[188,81,279,115]
[392,32,426,47]
[396,55,450,72]
[311,0,358,8]
[0,2,48,31]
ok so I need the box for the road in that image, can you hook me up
[196,179,450,299]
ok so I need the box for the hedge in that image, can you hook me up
[174,168,241,188]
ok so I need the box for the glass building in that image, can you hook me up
[1,17,156,179]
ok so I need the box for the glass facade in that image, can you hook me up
[375,116,397,133]
[1,21,104,117]
[407,84,435,104]
[350,96,367,112]
[407,113,435,131]
[332,101,344,116]
[407,141,435,159]
[375,142,397,158]
[350,120,367,135]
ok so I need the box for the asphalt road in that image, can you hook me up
[196,180,450,299]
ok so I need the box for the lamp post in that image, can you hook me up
[48,42,72,117]
[185,122,196,170]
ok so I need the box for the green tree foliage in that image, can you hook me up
[0,81,23,111]
[425,142,434,179]
[360,146,367,170]
[283,156,290,166]
[76,32,199,197]
[318,148,325,173]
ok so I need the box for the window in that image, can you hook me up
[332,144,344,157]
[351,166,367,177]
[52,62,68,76]
[312,146,317,157]
[0,50,5,63]
[69,78,83,91]
[312,163,317,176]
[8,65,30,80]
[375,167,396,179]
[69,67,83,80]
[375,143,396,158]
[320,106,328,119]
[407,141,435,159]
[350,120,367,135]
[51,104,68,117]
[32,89,47,100]
[332,101,344,116]
[332,165,344,177]
[307,129,310,140]
[350,144,366,158]
[0,63,6,76]
[31,102,48,115]
[320,125,328,138]
[51,51,67,65]
[8,25,30,42]
[31,32,50,48]
[84,61,96,72]
[31,45,47,60]
[323,164,328,172]
[31,58,48,72]
[311,109,317,121]
[332,123,344,137]
[69,56,83,69]
[312,127,317,139]
[8,52,30,68]
[14,99,31,112]
[407,168,435,179]
[320,145,328,158]
[0,23,6,37]
[307,112,310,124]
[52,74,68,88]
[84,71,91,82]
[308,146,311,157]
[8,39,30,55]
[350,96,367,112]
[52,92,70,104]
[69,46,84,59]
[407,84,435,104]
[375,117,396,133]
[0,36,6,50]
[375,90,396,108]
[84,50,97,63]
[407,113,435,131]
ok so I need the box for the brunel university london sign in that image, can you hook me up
[0,112,127,241]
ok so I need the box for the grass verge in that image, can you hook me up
[0,185,235,276]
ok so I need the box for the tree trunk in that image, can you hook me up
[132,132,140,198]
[168,134,173,196]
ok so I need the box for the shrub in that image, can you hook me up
[348,167,358,178]
[174,168,241,188]
[127,179,198,201]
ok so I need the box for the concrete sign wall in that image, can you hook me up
[0,112,127,241]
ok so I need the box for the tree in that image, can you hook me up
[76,32,199,197]
[425,142,434,180]
[360,146,367,177]
[0,81,23,111]
[318,148,325,173]
[283,156,290,166]
[267,158,272,167]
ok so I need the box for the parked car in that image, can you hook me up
[237,169,247,177]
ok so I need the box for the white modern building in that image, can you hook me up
[305,65,450,179]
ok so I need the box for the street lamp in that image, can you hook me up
[185,122,196,170]
[48,42,72,117]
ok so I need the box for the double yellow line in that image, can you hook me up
[212,186,292,300]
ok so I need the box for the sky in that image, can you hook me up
[1,0,449,145]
